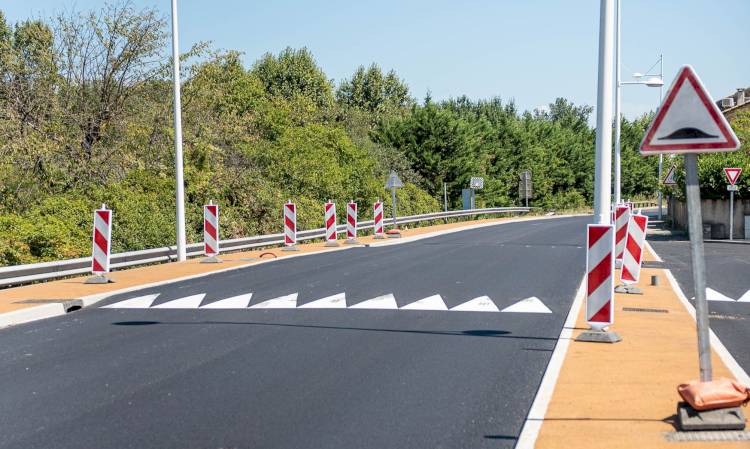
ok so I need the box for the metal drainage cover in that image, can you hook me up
[664,431,750,442]
[623,307,670,314]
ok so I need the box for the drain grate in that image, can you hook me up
[664,431,750,442]
[623,307,669,314]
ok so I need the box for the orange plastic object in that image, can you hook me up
[677,378,750,411]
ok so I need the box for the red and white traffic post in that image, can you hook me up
[86,204,114,284]
[614,204,630,267]
[616,213,648,294]
[202,201,222,263]
[282,200,300,251]
[724,167,742,240]
[324,200,339,247]
[577,224,620,342]
[373,200,385,239]
[345,201,360,244]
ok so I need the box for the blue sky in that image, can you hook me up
[4,0,749,120]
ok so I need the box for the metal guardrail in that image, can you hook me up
[0,207,529,288]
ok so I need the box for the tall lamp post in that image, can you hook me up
[170,0,187,261]
[593,0,615,225]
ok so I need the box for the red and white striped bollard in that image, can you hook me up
[373,200,385,239]
[617,214,649,294]
[282,200,299,251]
[85,204,114,284]
[614,204,630,266]
[345,200,360,244]
[202,201,222,263]
[324,200,339,247]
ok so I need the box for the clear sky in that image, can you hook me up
[3,0,749,120]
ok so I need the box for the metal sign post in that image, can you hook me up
[639,65,741,430]
[519,171,532,207]
[724,168,742,241]
[385,171,403,237]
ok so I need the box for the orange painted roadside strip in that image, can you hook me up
[533,250,748,448]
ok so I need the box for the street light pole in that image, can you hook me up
[613,0,622,206]
[593,0,615,225]
[657,54,664,220]
[170,0,187,262]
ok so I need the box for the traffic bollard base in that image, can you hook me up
[85,274,114,284]
[615,284,643,295]
[344,239,361,245]
[677,402,746,431]
[373,235,386,240]
[575,329,622,343]
[325,241,340,247]
[200,256,222,264]
[281,245,300,252]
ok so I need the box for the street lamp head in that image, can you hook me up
[645,77,664,87]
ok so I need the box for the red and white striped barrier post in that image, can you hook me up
[201,201,222,263]
[373,200,385,239]
[282,200,299,251]
[614,204,630,267]
[576,223,621,343]
[85,204,114,284]
[324,200,339,247]
[345,200,360,244]
[617,214,649,294]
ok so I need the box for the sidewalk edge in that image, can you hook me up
[0,303,66,328]
[515,276,587,449]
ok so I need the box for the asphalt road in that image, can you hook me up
[0,216,589,449]
[648,236,750,376]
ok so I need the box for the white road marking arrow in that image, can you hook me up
[152,294,206,309]
[299,293,347,308]
[737,290,750,303]
[450,296,499,312]
[500,296,552,314]
[706,288,736,302]
[250,293,298,309]
[401,294,448,311]
[200,293,253,309]
[350,294,398,309]
[102,294,160,309]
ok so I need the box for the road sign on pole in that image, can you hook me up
[724,168,742,241]
[663,165,677,186]
[640,65,743,430]
[385,171,403,238]
[519,170,532,208]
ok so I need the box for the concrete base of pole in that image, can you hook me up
[281,245,300,252]
[84,274,114,284]
[200,256,222,264]
[325,241,340,247]
[373,234,386,240]
[575,329,622,343]
[615,284,643,295]
[344,238,361,245]
[677,402,746,431]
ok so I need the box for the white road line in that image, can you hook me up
[200,293,253,309]
[450,296,499,312]
[665,270,750,385]
[400,294,448,311]
[739,290,750,303]
[515,277,586,449]
[101,294,160,309]
[706,287,736,302]
[350,294,398,309]
[152,293,206,309]
[249,293,298,309]
[501,297,552,314]
[299,293,347,309]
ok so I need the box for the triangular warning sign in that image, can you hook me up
[724,167,742,186]
[640,66,740,155]
[663,165,677,186]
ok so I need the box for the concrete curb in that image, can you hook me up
[0,303,67,328]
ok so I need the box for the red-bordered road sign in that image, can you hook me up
[663,165,677,186]
[724,167,742,186]
[640,65,740,155]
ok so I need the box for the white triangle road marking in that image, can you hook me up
[152,294,207,309]
[350,294,397,309]
[401,294,448,310]
[706,288,736,302]
[200,293,253,309]
[299,293,347,308]
[250,293,298,309]
[501,296,552,314]
[450,296,499,312]
[102,294,160,309]
[738,290,750,303]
